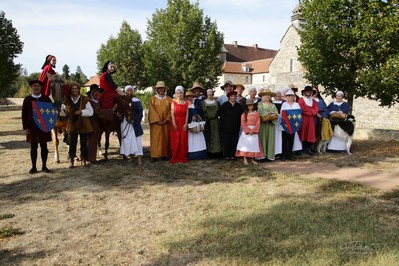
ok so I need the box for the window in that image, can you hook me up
[290,58,293,72]
[245,76,249,83]
[263,75,265,82]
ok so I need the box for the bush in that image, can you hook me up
[135,92,153,109]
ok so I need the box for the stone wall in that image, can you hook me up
[268,23,399,132]
[269,25,308,89]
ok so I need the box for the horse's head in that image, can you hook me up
[115,96,135,123]
[48,73,65,107]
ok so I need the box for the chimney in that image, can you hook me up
[252,44,258,49]
[232,41,238,47]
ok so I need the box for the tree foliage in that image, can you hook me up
[0,11,24,98]
[298,0,399,107]
[144,0,224,92]
[69,66,88,85]
[13,72,40,98]
[97,21,144,87]
[62,64,70,80]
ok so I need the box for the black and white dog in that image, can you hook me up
[317,115,356,155]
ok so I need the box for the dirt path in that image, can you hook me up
[265,159,399,191]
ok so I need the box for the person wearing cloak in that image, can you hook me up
[148,81,173,162]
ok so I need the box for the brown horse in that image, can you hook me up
[98,95,135,160]
[48,73,68,163]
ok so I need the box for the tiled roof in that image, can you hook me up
[84,74,100,87]
[223,58,273,74]
[223,44,278,62]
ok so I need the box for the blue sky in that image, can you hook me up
[2,0,299,77]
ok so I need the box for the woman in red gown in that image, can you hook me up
[99,61,124,109]
[39,55,56,96]
[169,86,189,163]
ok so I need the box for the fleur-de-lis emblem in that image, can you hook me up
[295,122,299,127]
[293,114,297,119]
[51,109,56,115]
[37,118,41,124]
[288,115,292,120]
[45,108,50,114]
[49,118,54,124]
[298,114,302,119]
[40,108,44,114]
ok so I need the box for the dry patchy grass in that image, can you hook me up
[1,110,398,265]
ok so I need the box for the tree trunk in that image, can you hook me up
[347,94,354,115]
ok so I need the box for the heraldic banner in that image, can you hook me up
[32,101,56,132]
[281,109,302,134]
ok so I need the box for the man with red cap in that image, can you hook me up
[22,80,53,174]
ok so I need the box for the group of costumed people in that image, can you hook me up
[22,57,143,173]
[22,55,351,173]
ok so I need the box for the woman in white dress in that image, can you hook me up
[119,86,138,161]
[186,90,208,160]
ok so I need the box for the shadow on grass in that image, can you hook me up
[0,248,49,265]
[0,156,275,205]
[0,130,25,137]
[149,199,398,265]
[0,140,29,150]
[303,140,399,168]
[317,179,377,194]
[380,189,399,203]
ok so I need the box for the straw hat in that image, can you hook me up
[153,81,168,91]
[190,81,205,92]
[185,90,195,97]
[221,80,234,90]
[235,84,245,90]
[246,99,256,106]
[258,88,276,97]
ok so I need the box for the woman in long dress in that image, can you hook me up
[312,86,329,150]
[118,86,138,160]
[327,90,351,151]
[169,86,189,163]
[201,89,222,158]
[186,90,207,160]
[257,88,278,161]
[98,61,124,109]
[235,99,264,165]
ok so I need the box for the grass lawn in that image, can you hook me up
[0,109,398,265]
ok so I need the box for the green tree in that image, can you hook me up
[62,64,70,80]
[97,21,144,86]
[0,11,24,98]
[144,0,224,92]
[298,0,399,108]
[76,66,88,84]
[14,72,40,98]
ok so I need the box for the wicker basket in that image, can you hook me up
[261,113,278,123]
[188,115,206,133]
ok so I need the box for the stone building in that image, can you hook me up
[268,4,307,89]
[216,3,399,133]
[268,3,399,133]
[216,42,277,96]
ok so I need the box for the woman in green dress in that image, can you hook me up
[201,89,222,158]
[257,88,278,161]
